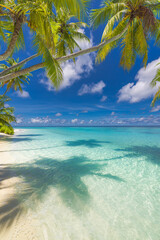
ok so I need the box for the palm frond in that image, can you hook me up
[134,19,148,66]
[34,35,63,89]
[96,17,129,63]
[90,2,126,28]
[120,23,136,70]
[152,87,160,106]
[102,9,127,40]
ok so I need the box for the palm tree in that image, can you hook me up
[0,0,160,88]
[0,95,16,135]
[0,58,31,94]
[151,65,160,106]
[91,0,160,70]
[0,0,89,60]
[0,0,90,88]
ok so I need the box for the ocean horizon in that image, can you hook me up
[0,127,160,239]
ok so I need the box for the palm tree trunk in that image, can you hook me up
[0,23,129,83]
[0,63,44,83]
[0,53,39,77]
[0,14,24,61]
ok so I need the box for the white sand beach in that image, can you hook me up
[0,130,42,240]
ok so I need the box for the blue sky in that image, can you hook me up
[1,2,160,126]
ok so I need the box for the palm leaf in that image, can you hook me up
[34,35,63,89]
[96,17,129,63]
[152,87,160,106]
[91,2,126,28]
[120,23,136,70]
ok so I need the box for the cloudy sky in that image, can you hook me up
[1,2,160,126]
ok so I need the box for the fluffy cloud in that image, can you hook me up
[71,118,78,124]
[30,117,51,124]
[29,117,68,125]
[151,105,160,112]
[16,118,23,124]
[118,58,160,103]
[40,32,94,91]
[100,95,107,102]
[80,120,85,124]
[16,90,30,98]
[4,103,10,108]
[89,120,93,124]
[102,115,160,125]
[55,113,62,117]
[78,81,106,96]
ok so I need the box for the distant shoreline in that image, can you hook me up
[12,125,160,128]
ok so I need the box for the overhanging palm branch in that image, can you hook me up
[91,0,160,70]
[0,0,89,61]
[0,58,31,93]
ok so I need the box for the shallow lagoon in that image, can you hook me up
[0,127,160,240]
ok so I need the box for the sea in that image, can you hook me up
[0,127,160,240]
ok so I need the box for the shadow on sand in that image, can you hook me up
[0,133,43,144]
[0,155,125,230]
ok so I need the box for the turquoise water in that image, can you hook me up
[0,127,160,239]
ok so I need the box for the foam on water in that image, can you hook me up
[0,127,160,240]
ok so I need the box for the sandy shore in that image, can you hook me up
[0,132,42,240]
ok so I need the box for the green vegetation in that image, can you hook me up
[0,58,31,94]
[91,0,160,70]
[151,65,160,106]
[0,0,160,133]
[0,95,16,135]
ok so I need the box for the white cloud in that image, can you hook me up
[40,32,94,91]
[81,110,88,113]
[151,105,160,112]
[95,104,108,109]
[30,117,51,124]
[100,95,107,102]
[55,113,62,117]
[78,81,106,96]
[16,118,23,124]
[80,120,85,124]
[16,90,30,98]
[61,119,66,124]
[118,58,160,103]
[40,76,55,92]
[89,120,93,124]
[4,103,10,108]
[71,118,78,124]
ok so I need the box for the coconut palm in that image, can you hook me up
[0,95,16,135]
[0,0,89,60]
[0,0,160,88]
[55,8,89,58]
[91,0,160,70]
[0,0,90,88]
[0,58,31,94]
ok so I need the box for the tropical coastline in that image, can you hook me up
[0,0,160,239]
[0,127,160,240]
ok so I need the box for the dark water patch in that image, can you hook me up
[96,173,125,182]
[115,146,160,166]
[18,134,44,137]
[0,146,56,153]
[65,139,110,148]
